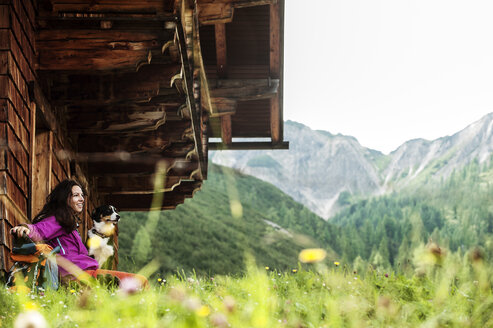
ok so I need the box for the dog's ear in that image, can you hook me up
[91,208,101,221]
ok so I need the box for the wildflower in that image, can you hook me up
[184,297,201,311]
[334,261,340,266]
[23,302,38,311]
[292,269,297,273]
[118,277,143,296]
[14,310,48,328]
[223,296,236,313]
[384,273,389,278]
[265,266,269,270]
[196,305,210,317]
[210,313,229,328]
[298,248,327,263]
[157,278,162,282]
[70,289,76,294]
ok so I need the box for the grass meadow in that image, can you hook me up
[2,245,493,328]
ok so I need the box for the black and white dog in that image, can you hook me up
[88,205,120,267]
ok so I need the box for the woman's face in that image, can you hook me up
[68,185,85,214]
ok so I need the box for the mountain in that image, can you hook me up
[118,164,338,276]
[211,113,493,219]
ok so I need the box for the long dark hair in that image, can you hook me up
[33,179,86,232]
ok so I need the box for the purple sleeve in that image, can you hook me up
[27,216,65,242]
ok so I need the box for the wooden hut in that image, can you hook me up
[0,0,286,273]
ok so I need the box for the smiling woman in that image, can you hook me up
[10,179,99,277]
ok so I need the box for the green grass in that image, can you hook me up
[2,247,493,327]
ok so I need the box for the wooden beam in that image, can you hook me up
[209,141,289,150]
[86,155,197,175]
[103,181,202,211]
[270,96,280,143]
[210,78,279,100]
[269,2,280,79]
[214,23,227,78]
[47,64,182,105]
[269,2,282,143]
[47,1,169,14]
[32,131,52,216]
[198,3,234,25]
[220,115,232,145]
[197,0,277,24]
[210,97,236,116]
[95,175,187,194]
[176,16,206,178]
[36,30,168,71]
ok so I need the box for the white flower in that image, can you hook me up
[118,277,143,296]
[14,310,48,328]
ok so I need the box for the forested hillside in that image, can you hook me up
[118,158,493,276]
[329,157,493,273]
[118,164,339,276]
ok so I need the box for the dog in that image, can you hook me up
[87,205,120,268]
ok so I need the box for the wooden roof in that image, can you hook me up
[34,0,287,211]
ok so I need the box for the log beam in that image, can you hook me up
[214,23,227,78]
[197,0,277,25]
[269,2,281,143]
[36,30,171,71]
[210,78,279,100]
[220,115,232,145]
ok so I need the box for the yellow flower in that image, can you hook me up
[298,248,327,263]
[157,278,162,282]
[24,302,38,311]
[292,269,297,273]
[70,289,76,294]
[87,236,101,249]
[265,266,269,270]
[334,261,340,266]
[196,305,210,317]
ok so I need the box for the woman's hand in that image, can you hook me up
[10,225,30,238]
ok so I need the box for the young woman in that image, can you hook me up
[11,179,99,276]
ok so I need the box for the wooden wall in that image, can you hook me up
[0,0,101,273]
[0,0,36,274]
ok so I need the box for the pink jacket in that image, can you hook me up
[27,216,99,276]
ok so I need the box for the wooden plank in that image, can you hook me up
[220,114,232,145]
[12,0,35,32]
[96,175,186,194]
[214,23,227,78]
[38,49,152,71]
[210,97,236,115]
[32,131,52,218]
[103,191,189,211]
[52,134,70,176]
[6,150,28,195]
[49,1,167,13]
[0,172,28,215]
[208,140,288,150]
[0,29,34,82]
[10,3,35,68]
[270,95,279,143]
[0,5,10,28]
[210,78,279,100]
[269,2,280,78]
[0,30,34,83]
[5,123,28,171]
[198,3,234,25]
[37,30,164,49]
[2,97,30,154]
[1,53,31,132]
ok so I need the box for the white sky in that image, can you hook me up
[283,0,493,154]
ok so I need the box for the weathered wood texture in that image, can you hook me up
[0,2,35,272]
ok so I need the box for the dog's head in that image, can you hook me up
[91,205,120,236]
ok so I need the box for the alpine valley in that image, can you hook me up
[211,113,493,219]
